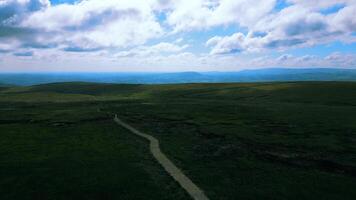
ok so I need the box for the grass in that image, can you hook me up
[0,102,188,200]
[0,81,356,199]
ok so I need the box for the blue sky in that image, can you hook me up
[0,0,355,72]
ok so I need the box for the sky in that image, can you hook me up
[0,0,356,72]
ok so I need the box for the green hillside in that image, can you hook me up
[0,82,355,199]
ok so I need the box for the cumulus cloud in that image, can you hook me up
[277,54,294,61]
[207,1,356,54]
[206,33,246,54]
[22,0,162,49]
[0,0,50,23]
[163,0,276,32]
[0,0,49,47]
[243,52,356,69]
[1,0,355,54]
[325,52,356,66]
[0,0,355,71]
[330,5,356,33]
[0,0,163,52]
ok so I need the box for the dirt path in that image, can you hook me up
[114,115,209,200]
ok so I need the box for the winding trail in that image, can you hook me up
[114,115,209,200]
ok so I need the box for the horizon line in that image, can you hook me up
[0,67,355,74]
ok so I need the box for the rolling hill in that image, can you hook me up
[0,82,355,199]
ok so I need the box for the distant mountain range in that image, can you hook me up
[1,68,356,86]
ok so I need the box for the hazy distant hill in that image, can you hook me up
[1,68,356,85]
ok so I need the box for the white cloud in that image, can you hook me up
[3,50,355,72]
[277,54,294,61]
[164,0,276,32]
[0,0,356,71]
[206,33,246,54]
[286,0,353,10]
[211,0,276,28]
[1,0,355,55]
[330,5,356,33]
[0,0,50,43]
[20,0,163,49]
[207,1,356,54]
[325,52,356,66]
[116,42,188,57]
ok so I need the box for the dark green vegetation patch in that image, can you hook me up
[1,82,356,199]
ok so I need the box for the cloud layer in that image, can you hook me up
[0,0,355,71]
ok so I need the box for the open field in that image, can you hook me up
[1,82,356,199]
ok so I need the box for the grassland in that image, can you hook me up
[0,82,355,199]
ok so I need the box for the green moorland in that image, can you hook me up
[0,82,356,200]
